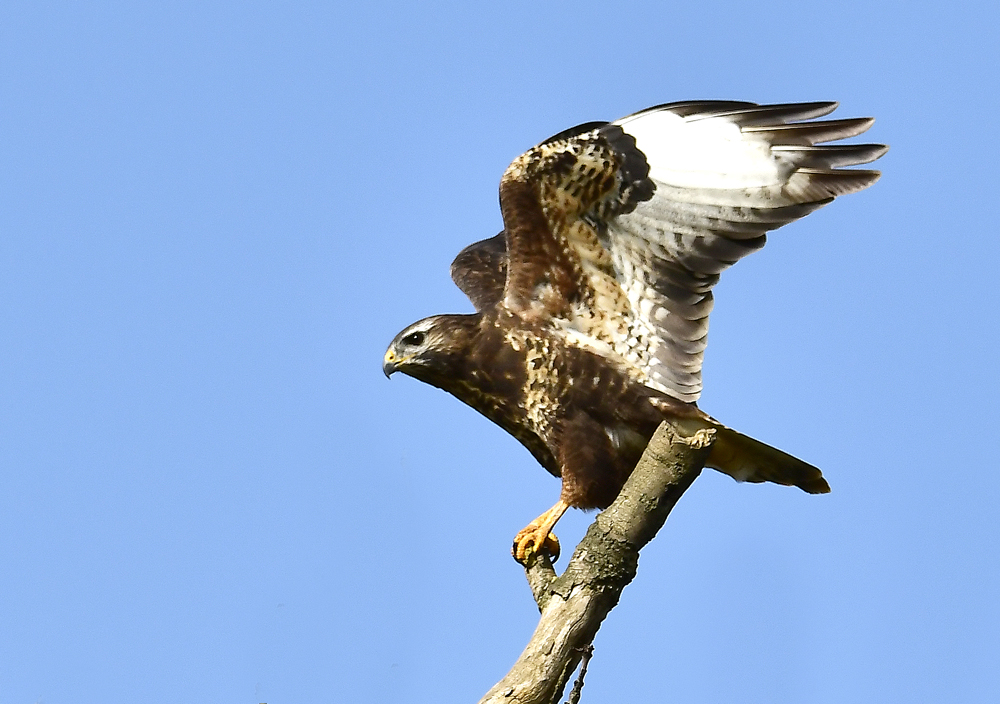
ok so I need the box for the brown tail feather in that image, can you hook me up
[672,417,830,494]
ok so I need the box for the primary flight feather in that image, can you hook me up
[384,100,885,562]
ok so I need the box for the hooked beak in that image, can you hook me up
[382,350,399,378]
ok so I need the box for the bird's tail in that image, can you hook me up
[672,416,830,494]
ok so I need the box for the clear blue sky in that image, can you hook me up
[2,2,997,702]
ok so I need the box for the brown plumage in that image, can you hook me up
[384,101,886,562]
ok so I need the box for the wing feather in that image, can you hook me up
[685,100,839,126]
[743,117,875,145]
[771,143,888,169]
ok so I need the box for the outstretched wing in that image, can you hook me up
[497,101,886,402]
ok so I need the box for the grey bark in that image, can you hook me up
[477,422,715,704]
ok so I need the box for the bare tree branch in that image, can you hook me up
[565,645,593,704]
[478,422,715,704]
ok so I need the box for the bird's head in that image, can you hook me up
[383,314,479,387]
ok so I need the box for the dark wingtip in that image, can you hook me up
[802,476,832,494]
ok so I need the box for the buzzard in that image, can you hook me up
[383,101,885,562]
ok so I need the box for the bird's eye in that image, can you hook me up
[401,331,425,347]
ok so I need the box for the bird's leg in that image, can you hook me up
[512,499,570,564]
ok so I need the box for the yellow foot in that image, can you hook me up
[511,499,571,564]
[512,525,560,564]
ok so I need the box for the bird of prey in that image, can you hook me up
[384,100,885,563]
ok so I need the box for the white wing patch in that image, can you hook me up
[599,102,884,402]
[617,109,793,190]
